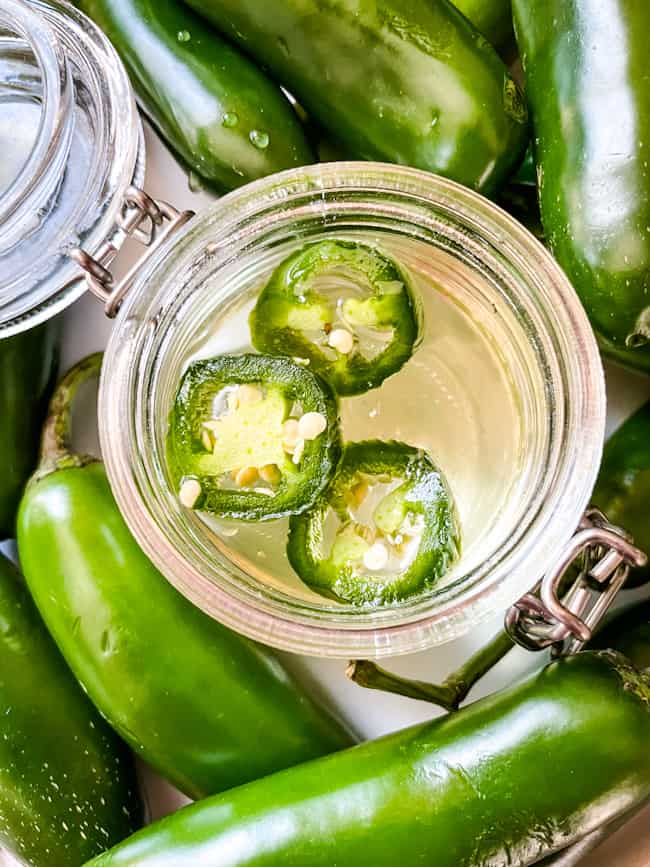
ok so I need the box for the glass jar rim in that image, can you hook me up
[0,0,143,335]
[100,162,606,657]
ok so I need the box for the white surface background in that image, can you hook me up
[4,123,650,866]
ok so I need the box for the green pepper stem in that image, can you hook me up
[347,629,515,711]
[346,660,462,710]
[37,352,104,473]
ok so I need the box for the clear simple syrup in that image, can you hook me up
[184,231,524,605]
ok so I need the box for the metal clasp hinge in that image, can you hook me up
[505,507,648,656]
[69,186,195,318]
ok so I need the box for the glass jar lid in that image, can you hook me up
[0,0,143,335]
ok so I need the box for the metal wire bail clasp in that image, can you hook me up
[505,508,648,656]
[70,186,195,318]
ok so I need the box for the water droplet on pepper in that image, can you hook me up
[249,129,270,149]
[188,171,205,193]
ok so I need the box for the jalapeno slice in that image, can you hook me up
[168,354,342,521]
[287,440,460,606]
[249,240,421,396]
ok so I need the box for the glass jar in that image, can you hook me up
[98,162,607,658]
[0,0,142,533]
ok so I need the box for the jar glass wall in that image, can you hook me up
[100,162,606,658]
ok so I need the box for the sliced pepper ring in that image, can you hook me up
[249,239,422,396]
[287,440,460,606]
[167,354,342,521]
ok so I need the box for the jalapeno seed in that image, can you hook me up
[259,464,281,485]
[282,419,300,453]
[328,328,354,355]
[201,429,213,452]
[179,478,202,508]
[292,439,306,465]
[235,467,259,487]
[363,541,389,571]
[297,411,327,440]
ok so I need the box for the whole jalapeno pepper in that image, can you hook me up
[76,0,314,191]
[85,651,650,867]
[250,240,422,396]
[513,0,650,373]
[17,354,355,802]
[287,440,460,606]
[168,353,342,520]
[0,553,142,866]
[0,322,59,538]
[183,0,528,195]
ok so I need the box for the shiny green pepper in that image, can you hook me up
[513,0,650,372]
[17,354,355,802]
[169,353,342,520]
[76,0,314,191]
[0,553,142,865]
[86,651,650,867]
[250,240,422,396]
[184,0,528,195]
[288,439,460,605]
